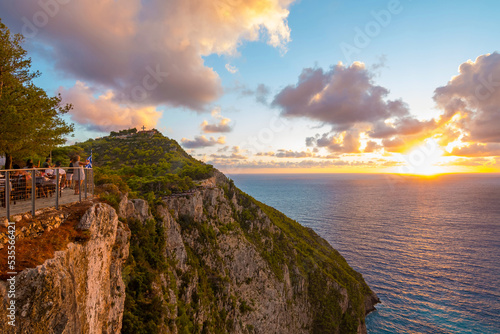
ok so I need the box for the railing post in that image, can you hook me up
[84,168,88,200]
[6,171,10,219]
[55,168,59,210]
[78,167,81,202]
[32,169,36,216]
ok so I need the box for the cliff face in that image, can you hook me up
[0,172,378,334]
[120,172,379,334]
[0,203,130,334]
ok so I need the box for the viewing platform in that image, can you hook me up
[0,167,94,220]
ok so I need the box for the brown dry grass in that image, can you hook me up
[0,201,95,280]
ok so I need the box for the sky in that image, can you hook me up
[1,0,500,174]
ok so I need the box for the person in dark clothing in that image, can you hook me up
[42,158,52,168]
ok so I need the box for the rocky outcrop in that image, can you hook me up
[0,203,130,334]
[120,172,379,333]
[0,211,68,250]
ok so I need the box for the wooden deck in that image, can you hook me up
[0,188,93,218]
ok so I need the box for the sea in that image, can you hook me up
[228,173,500,334]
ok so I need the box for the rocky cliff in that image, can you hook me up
[0,203,130,334]
[119,171,379,334]
[0,171,378,334]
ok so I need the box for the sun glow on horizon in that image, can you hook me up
[393,139,451,176]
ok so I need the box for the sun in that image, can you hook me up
[395,140,449,175]
[407,163,447,176]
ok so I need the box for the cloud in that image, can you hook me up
[0,0,294,126]
[433,52,500,144]
[236,82,271,104]
[273,62,432,153]
[200,107,233,133]
[275,149,315,158]
[181,135,225,148]
[225,64,238,74]
[368,117,436,139]
[255,84,271,104]
[210,146,247,159]
[439,157,496,167]
[255,151,275,157]
[445,143,500,157]
[273,62,413,131]
[208,158,383,170]
[201,119,232,133]
[60,81,162,131]
[364,140,382,153]
[305,131,361,153]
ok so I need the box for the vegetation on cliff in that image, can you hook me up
[229,186,373,332]
[60,129,377,333]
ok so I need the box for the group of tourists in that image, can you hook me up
[11,155,89,195]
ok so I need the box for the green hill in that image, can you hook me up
[53,129,213,198]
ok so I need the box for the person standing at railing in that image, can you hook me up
[72,155,89,195]
[67,159,74,189]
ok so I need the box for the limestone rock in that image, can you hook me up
[0,203,130,334]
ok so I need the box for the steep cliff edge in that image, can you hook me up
[120,171,379,334]
[0,203,130,334]
[0,172,378,333]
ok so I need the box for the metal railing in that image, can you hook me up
[0,167,94,219]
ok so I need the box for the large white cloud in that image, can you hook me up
[0,0,294,128]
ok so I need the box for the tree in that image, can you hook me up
[0,19,73,168]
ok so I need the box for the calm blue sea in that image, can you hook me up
[228,173,500,334]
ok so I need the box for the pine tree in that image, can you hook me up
[0,19,73,169]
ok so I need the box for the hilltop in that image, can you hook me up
[53,128,213,198]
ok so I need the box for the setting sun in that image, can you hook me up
[394,140,450,175]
